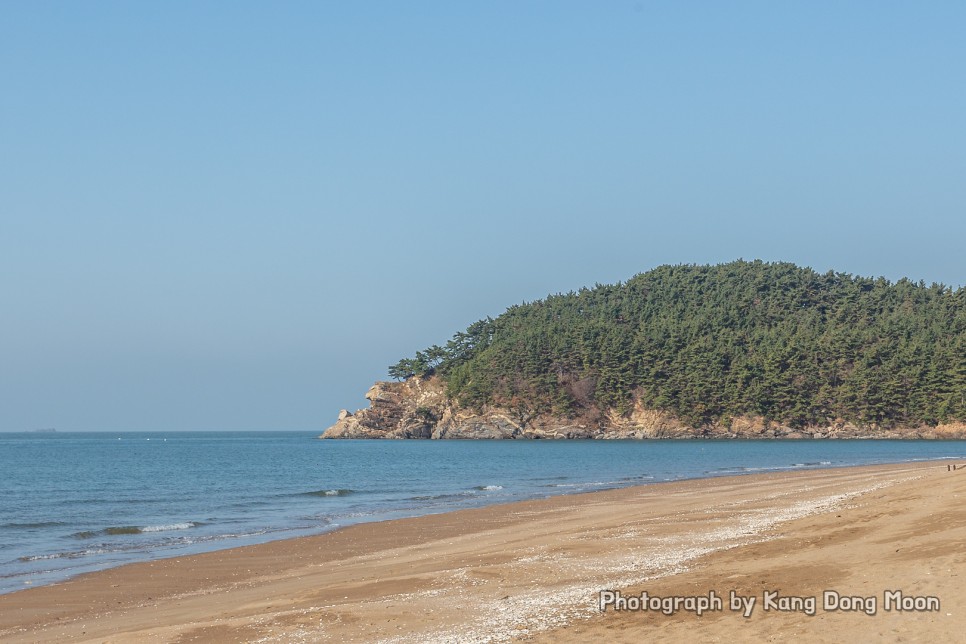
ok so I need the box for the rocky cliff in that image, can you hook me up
[319,377,966,440]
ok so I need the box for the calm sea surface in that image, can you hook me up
[2,432,965,594]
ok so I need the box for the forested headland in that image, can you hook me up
[389,261,965,431]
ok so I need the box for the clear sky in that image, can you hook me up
[2,2,964,431]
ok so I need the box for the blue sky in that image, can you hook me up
[2,2,964,431]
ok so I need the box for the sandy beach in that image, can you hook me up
[1,461,964,643]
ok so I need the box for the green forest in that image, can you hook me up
[390,261,966,429]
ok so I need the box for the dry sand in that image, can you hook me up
[1,461,964,643]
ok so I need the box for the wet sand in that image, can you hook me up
[1,461,963,643]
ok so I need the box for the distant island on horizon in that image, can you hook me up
[322,260,966,440]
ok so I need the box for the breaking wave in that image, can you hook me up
[72,522,201,539]
[302,489,355,497]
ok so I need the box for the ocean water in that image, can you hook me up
[2,431,965,595]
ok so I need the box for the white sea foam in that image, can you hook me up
[20,548,110,562]
[141,522,196,533]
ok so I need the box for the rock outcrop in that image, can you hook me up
[319,378,966,440]
[321,378,533,440]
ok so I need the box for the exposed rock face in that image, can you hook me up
[320,378,966,440]
[321,381,438,439]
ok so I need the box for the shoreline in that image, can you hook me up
[2,461,964,642]
[2,452,962,597]
[320,432,966,440]
[322,376,966,441]
[6,434,966,602]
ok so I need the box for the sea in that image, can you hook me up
[2,431,965,595]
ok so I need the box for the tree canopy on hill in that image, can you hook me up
[390,261,966,429]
